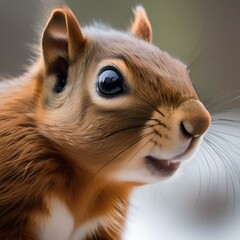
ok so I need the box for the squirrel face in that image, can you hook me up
[36,6,211,184]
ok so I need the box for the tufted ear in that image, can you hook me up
[41,7,85,92]
[42,6,85,64]
[130,6,152,43]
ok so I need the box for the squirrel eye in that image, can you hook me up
[97,67,126,97]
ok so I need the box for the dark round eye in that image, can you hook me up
[97,67,126,97]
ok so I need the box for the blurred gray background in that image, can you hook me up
[1,1,240,240]
[0,0,203,77]
[0,1,239,111]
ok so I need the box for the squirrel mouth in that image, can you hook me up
[145,156,181,175]
[144,138,199,176]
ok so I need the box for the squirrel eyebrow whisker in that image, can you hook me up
[186,28,206,70]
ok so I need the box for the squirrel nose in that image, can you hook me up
[179,100,211,138]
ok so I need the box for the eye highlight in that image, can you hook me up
[97,66,127,97]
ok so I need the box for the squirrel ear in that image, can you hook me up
[130,6,152,43]
[42,7,85,67]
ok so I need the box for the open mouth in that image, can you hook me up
[144,138,199,176]
[145,156,181,175]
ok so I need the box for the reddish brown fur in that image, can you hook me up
[0,5,210,240]
[0,7,147,240]
[130,6,152,43]
[0,73,134,239]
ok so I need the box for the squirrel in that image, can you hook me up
[0,5,211,240]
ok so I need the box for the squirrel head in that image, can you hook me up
[36,6,211,184]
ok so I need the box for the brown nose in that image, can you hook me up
[179,100,211,138]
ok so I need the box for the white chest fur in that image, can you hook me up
[35,199,103,240]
